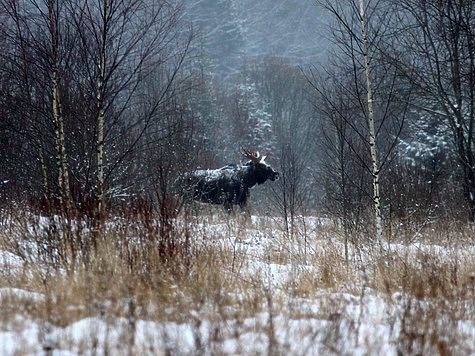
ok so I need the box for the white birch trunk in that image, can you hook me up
[38,140,50,201]
[359,0,383,244]
[95,0,108,224]
[49,0,70,216]
[96,84,105,223]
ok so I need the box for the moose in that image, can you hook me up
[176,147,279,211]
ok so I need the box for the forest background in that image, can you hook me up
[1,0,474,240]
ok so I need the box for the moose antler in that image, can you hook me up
[240,146,263,163]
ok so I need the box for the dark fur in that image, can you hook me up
[177,160,279,211]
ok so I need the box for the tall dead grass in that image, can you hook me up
[0,206,474,354]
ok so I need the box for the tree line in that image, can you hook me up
[313,0,475,239]
[1,0,474,235]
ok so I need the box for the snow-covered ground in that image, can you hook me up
[1,214,474,355]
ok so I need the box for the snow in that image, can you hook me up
[0,322,41,355]
[0,285,473,354]
[0,250,23,268]
[0,288,44,302]
[0,215,474,354]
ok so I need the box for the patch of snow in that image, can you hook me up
[0,287,45,303]
[0,250,23,268]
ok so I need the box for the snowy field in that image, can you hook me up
[1,213,475,355]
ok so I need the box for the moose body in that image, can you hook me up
[177,148,279,211]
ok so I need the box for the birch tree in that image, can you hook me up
[48,0,71,218]
[358,0,382,242]
[0,0,83,218]
[66,0,191,227]
[314,0,410,244]
[1,0,193,218]
[94,0,107,226]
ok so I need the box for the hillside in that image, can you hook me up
[183,0,329,78]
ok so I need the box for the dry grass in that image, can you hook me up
[1,208,475,354]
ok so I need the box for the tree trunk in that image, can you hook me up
[48,0,75,268]
[48,0,70,217]
[359,0,383,244]
[95,0,108,232]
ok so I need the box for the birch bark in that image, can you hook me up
[359,0,383,243]
[95,0,108,226]
[48,0,70,216]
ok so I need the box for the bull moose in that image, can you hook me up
[176,147,279,211]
